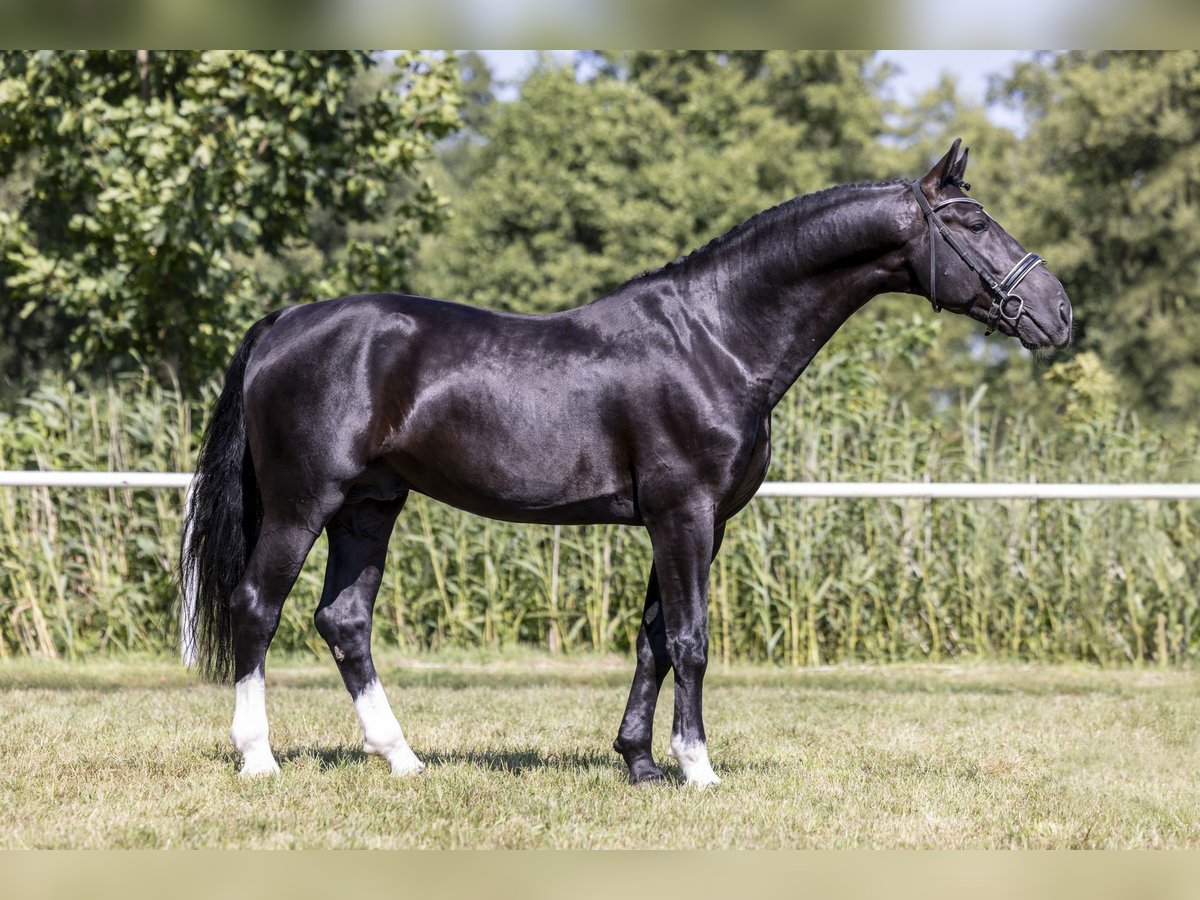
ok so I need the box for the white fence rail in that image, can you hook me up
[0,471,193,489]
[1,471,1199,500]
[756,481,1200,501]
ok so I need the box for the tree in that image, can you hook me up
[0,51,460,386]
[1001,51,1200,420]
[418,52,893,314]
[616,51,891,179]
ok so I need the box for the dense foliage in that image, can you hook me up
[1002,50,1200,421]
[0,50,460,385]
[420,52,891,312]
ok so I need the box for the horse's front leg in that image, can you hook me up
[614,522,726,785]
[640,505,722,789]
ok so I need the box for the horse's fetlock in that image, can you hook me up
[613,735,650,756]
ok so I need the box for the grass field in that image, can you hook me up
[4,651,1200,848]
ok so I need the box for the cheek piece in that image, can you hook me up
[909,180,1044,335]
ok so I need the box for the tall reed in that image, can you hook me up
[1,352,1197,666]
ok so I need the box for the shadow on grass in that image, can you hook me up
[203,744,377,773]
[269,744,621,775]
[277,745,373,770]
[260,744,773,783]
[422,747,620,775]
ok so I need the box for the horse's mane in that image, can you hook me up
[627,178,908,285]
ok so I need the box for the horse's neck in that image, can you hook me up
[679,182,916,411]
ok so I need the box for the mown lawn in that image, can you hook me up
[3,652,1200,848]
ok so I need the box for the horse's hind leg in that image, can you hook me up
[613,565,671,783]
[314,495,423,775]
[230,511,329,776]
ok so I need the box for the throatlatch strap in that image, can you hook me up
[909,182,941,311]
[911,183,985,312]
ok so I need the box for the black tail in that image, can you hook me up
[179,311,281,683]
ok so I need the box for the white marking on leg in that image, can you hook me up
[671,734,721,789]
[231,670,280,776]
[355,679,424,776]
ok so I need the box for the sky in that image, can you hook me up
[876,50,1032,131]
[478,50,1033,131]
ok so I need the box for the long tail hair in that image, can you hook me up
[179,311,281,683]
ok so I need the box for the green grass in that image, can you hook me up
[4,652,1200,848]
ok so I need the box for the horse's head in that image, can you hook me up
[909,139,1073,351]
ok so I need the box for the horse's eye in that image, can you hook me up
[970,222,987,233]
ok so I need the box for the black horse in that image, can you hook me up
[181,141,1072,787]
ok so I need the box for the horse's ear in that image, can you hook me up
[918,138,963,196]
[950,146,969,184]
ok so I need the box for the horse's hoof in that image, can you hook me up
[627,764,666,786]
[389,760,426,777]
[387,751,426,777]
[238,754,281,777]
[685,772,721,791]
[670,738,720,789]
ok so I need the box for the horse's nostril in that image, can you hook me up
[1058,301,1071,325]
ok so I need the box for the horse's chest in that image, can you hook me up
[719,417,771,517]
[742,418,772,485]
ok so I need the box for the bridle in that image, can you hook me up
[909,180,1044,336]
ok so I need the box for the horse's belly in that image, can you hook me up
[372,352,642,523]
[380,442,638,526]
